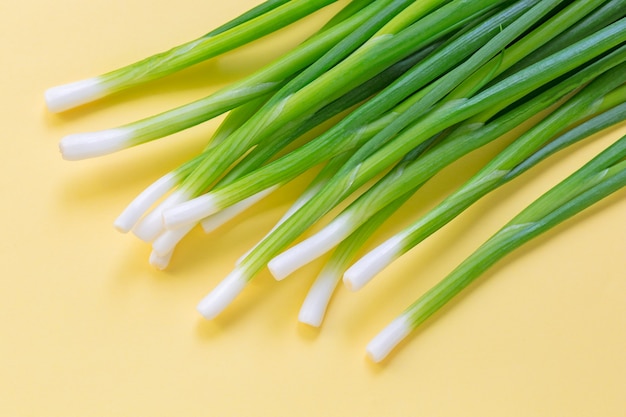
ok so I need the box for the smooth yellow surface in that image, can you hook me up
[1,1,625,415]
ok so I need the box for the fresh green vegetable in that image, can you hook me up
[367,133,626,362]
[45,0,341,112]
[48,0,626,362]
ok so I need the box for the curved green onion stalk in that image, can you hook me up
[367,134,626,362]
[45,0,340,112]
[298,197,409,327]
[48,0,626,363]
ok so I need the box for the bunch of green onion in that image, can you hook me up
[47,0,626,362]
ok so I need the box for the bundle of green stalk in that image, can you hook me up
[47,0,626,362]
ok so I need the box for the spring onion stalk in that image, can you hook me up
[268,0,607,279]
[233,80,422,260]
[152,119,354,255]
[151,187,281,258]
[268,139,439,281]
[140,45,439,260]
[367,135,626,362]
[210,43,439,189]
[194,16,626,319]
[188,0,564,229]
[45,0,340,113]
[202,131,358,250]
[163,0,535,230]
[261,16,626,271]
[200,187,281,234]
[346,76,626,287]
[345,63,626,290]
[115,92,295,234]
[317,0,599,191]
[114,172,180,234]
[346,90,626,287]
[132,53,415,244]
[314,2,604,197]
[507,100,626,178]
[56,0,405,160]
[148,185,282,270]
[252,0,616,203]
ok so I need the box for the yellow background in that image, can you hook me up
[1,1,625,415]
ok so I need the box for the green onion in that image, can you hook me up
[49,1,626,361]
[45,0,341,112]
[303,71,626,326]
[113,93,270,234]
[367,134,626,362]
